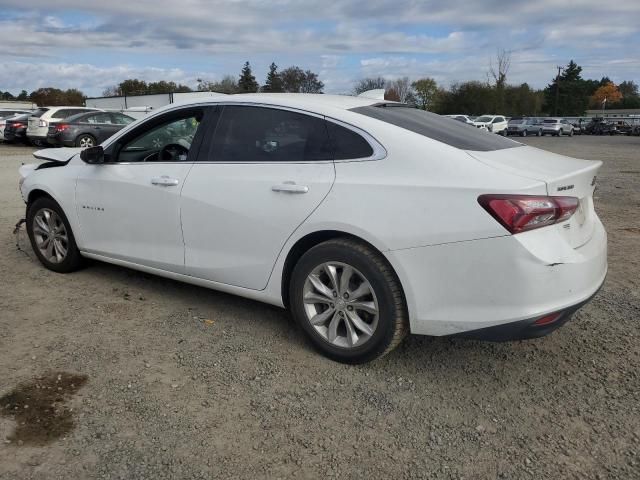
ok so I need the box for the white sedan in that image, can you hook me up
[18,94,607,363]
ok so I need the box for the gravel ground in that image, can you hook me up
[0,136,639,479]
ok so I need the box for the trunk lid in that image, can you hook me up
[467,145,601,248]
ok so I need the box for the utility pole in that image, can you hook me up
[554,65,564,116]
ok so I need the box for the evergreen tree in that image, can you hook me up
[238,61,259,93]
[543,60,590,116]
[262,63,283,92]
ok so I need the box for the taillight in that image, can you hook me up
[38,119,48,127]
[13,122,24,129]
[478,194,579,234]
[55,123,70,132]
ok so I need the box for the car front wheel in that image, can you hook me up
[289,238,408,363]
[26,197,83,273]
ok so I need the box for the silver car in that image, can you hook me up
[541,118,574,137]
[506,118,544,137]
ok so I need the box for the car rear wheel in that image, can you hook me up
[537,129,542,137]
[289,238,408,364]
[520,130,527,137]
[26,197,83,273]
[569,129,574,137]
[76,134,96,149]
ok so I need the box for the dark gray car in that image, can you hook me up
[47,111,135,148]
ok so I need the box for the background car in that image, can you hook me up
[0,109,32,140]
[18,94,607,364]
[541,118,574,136]
[2,113,31,144]
[27,106,100,146]
[445,114,474,125]
[47,111,135,148]
[506,117,543,137]
[472,115,508,134]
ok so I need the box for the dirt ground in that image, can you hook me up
[0,136,638,479]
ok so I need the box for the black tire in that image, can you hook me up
[556,129,562,137]
[289,238,408,364]
[520,130,527,137]
[537,129,542,137]
[26,196,84,273]
[75,134,97,148]
[569,129,574,137]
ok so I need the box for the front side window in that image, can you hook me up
[208,106,332,162]
[112,108,205,163]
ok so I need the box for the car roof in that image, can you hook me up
[167,93,384,116]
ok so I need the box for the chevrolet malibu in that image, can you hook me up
[18,94,607,363]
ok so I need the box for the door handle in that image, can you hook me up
[151,176,180,186]
[271,182,309,194]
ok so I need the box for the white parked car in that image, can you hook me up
[18,94,607,363]
[473,115,508,134]
[445,114,474,125]
[26,106,100,146]
[541,118,574,137]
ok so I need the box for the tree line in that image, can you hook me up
[3,57,638,115]
[354,57,639,116]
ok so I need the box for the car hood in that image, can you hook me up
[33,147,82,163]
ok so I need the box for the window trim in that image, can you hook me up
[101,105,213,165]
[195,102,386,164]
[99,101,387,165]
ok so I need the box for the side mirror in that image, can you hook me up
[80,146,104,164]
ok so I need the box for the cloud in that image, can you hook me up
[0,1,637,95]
[0,61,207,95]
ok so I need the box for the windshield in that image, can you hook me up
[351,105,520,152]
[475,116,493,122]
[31,108,49,118]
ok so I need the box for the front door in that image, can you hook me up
[75,106,209,273]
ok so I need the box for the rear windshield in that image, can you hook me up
[509,119,524,124]
[350,105,520,152]
[31,108,49,118]
[543,119,559,124]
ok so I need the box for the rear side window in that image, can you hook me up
[111,113,134,125]
[53,109,75,119]
[351,105,520,152]
[326,122,373,159]
[208,106,332,162]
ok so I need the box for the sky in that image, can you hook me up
[0,1,639,97]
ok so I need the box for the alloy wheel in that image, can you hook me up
[78,136,95,148]
[33,208,68,263]
[302,262,379,349]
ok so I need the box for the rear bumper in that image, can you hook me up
[385,216,608,337]
[451,279,603,341]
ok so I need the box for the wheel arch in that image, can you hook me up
[27,188,56,207]
[279,229,407,311]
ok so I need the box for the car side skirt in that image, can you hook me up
[80,252,287,308]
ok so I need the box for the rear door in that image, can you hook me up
[84,112,120,143]
[181,105,335,290]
